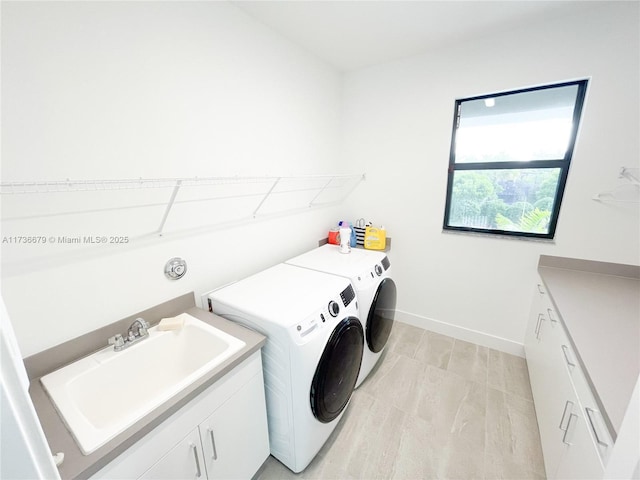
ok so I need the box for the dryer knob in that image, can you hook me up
[375,265,383,276]
[328,301,340,317]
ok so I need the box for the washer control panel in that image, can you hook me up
[289,285,358,345]
[340,284,356,307]
[295,317,320,339]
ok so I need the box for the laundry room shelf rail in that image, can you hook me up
[0,174,365,236]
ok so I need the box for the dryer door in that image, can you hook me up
[310,317,363,423]
[366,278,397,353]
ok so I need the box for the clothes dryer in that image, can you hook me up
[205,263,362,473]
[286,244,396,387]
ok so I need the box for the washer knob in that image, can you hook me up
[375,264,383,276]
[328,301,340,317]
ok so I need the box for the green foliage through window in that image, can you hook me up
[448,169,560,232]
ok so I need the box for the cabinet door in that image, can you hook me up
[555,403,604,479]
[139,429,206,480]
[526,283,562,476]
[524,282,548,396]
[535,326,578,478]
[199,372,269,480]
[525,280,605,480]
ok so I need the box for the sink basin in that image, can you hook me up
[41,313,246,455]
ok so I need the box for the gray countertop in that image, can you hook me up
[26,297,266,480]
[538,255,640,438]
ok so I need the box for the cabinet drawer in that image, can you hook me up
[546,307,613,466]
[567,358,613,465]
[527,277,611,479]
[538,284,561,328]
[554,398,605,480]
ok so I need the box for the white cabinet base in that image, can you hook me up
[139,429,204,480]
[200,370,269,479]
[525,280,606,480]
[92,351,269,480]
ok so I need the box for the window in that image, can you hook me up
[443,80,588,239]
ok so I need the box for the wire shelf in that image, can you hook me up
[0,174,365,235]
[0,174,363,195]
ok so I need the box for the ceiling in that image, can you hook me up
[233,1,602,71]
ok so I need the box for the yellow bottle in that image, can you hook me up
[364,227,386,250]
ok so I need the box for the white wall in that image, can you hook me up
[341,2,640,354]
[2,1,638,358]
[1,1,347,356]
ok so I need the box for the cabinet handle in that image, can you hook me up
[535,314,545,339]
[585,407,609,448]
[191,443,202,478]
[547,308,558,323]
[537,284,545,294]
[559,400,574,431]
[208,428,218,460]
[561,345,576,368]
[562,413,577,445]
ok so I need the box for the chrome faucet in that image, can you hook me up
[108,318,150,351]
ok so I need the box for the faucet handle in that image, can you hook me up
[108,334,125,348]
[135,318,149,336]
[137,318,150,329]
[127,318,150,339]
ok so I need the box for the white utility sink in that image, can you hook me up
[41,313,246,455]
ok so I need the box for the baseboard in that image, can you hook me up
[394,309,525,358]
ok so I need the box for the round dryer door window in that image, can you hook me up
[366,278,397,353]
[310,317,364,424]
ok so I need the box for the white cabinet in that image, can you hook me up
[139,429,204,480]
[138,373,268,480]
[525,282,567,476]
[199,372,270,479]
[555,402,605,480]
[92,351,269,480]
[525,280,609,480]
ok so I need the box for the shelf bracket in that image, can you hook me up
[308,177,335,207]
[157,180,182,236]
[252,177,281,218]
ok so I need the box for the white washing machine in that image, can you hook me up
[204,263,363,474]
[286,244,397,388]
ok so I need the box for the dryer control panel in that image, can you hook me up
[381,256,391,271]
[351,267,379,290]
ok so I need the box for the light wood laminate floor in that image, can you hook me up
[256,322,546,480]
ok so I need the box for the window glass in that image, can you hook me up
[456,85,579,163]
[448,168,561,234]
[443,80,588,239]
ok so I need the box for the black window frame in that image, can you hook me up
[443,79,589,240]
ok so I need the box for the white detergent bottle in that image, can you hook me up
[339,226,352,254]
